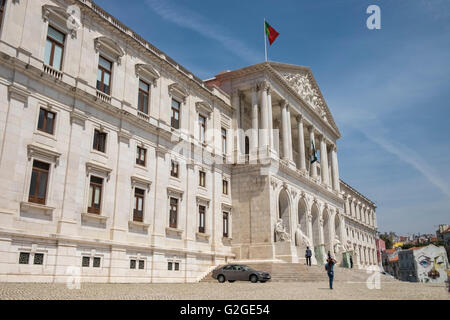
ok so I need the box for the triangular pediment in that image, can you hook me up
[268,62,340,136]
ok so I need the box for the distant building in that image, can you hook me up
[393,242,404,248]
[376,238,385,264]
[436,225,450,261]
[382,248,400,278]
[398,244,449,283]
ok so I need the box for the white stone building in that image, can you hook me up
[0,0,378,283]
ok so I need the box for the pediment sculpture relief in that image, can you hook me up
[280,71,328,122]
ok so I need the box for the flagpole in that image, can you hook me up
[264,18,268,62]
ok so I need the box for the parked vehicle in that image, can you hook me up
[212,264,271,283]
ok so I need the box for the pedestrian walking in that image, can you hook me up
[350,256,353,269]
[305,247,312,266]
[325,256,337,290]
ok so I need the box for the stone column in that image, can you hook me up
[296,115,306,171]
[319,135,330,187]
[57,110,88,236]
[251,85,259,159]
[357,202,362,221]
[286,105,294,162]
[307,213,313,247]
[373,210,377,228]
[267,86,274,153]
[281,100,290,161]
[331,145,340,192]
[309,127,318,179]
[259,81,269,152]
[238,92,246,163]
[231,90,240,163]
[345,195,350,216]
[319,213,325,246]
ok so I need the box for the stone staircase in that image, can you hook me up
[200,262,398,283]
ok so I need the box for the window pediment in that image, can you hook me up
[94,36,125,64]
[42,5,79,39]
[131,175,152,190]
[221,203,232,212]
[195,101,213,117]
[135,64,160,87]
[196,195,210,207]
[85,161,112,180]
[27,143,61,166]
[168,83,188,103]
[167,186,184,200]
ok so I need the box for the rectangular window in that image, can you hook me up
[198,205,205,233]
[93,129,107,153]
[168,262,173,271]
[171,160,179,178]
[199,171,206,187]
[221,128,227,154]
[222,179,228,195]
[44,25,65,71]
[138,260,145,270]
[199,115,206,143]
[96,56,112,95]
[171,99,180,129]
[223,212,229,238]
[169,197,178,229]
[28,160,50,205]
[82,256,90,267]
[138,80,150,114]
[37,108,56,135]
[174,262,179,271]
[133,188,145,222]
[19,252,30,265]
[136,146,146,166]
[33,253,44,265]
[88,176,103,214]
[130,259,136,269]
[93,257,101,268]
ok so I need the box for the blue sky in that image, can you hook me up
[94,0,450,235]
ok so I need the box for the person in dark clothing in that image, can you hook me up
[350,256,353,269]
[305,247,312,266]
[325,256,337,289]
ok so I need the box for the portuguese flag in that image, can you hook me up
[265,21,279,46]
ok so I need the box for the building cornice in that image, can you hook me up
[340,179,376,208]
[74,0,232,112]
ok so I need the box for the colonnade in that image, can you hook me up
[236,81,341,193]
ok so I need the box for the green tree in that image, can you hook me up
[380,234,393,249]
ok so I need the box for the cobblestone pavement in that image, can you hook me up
[0,281,448,300]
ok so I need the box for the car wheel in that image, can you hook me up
[218,275,226,283]
[228,280,235,283]
[250,275,258,283]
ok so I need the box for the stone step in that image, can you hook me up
[200,262,398,283]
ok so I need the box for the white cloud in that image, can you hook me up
[145,0,260,63]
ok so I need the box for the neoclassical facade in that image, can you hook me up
[0,0,377,283]
[207,63,378,267]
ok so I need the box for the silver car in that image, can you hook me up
[212,264,271,283]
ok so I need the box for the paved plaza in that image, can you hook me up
[0,281,448,300]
